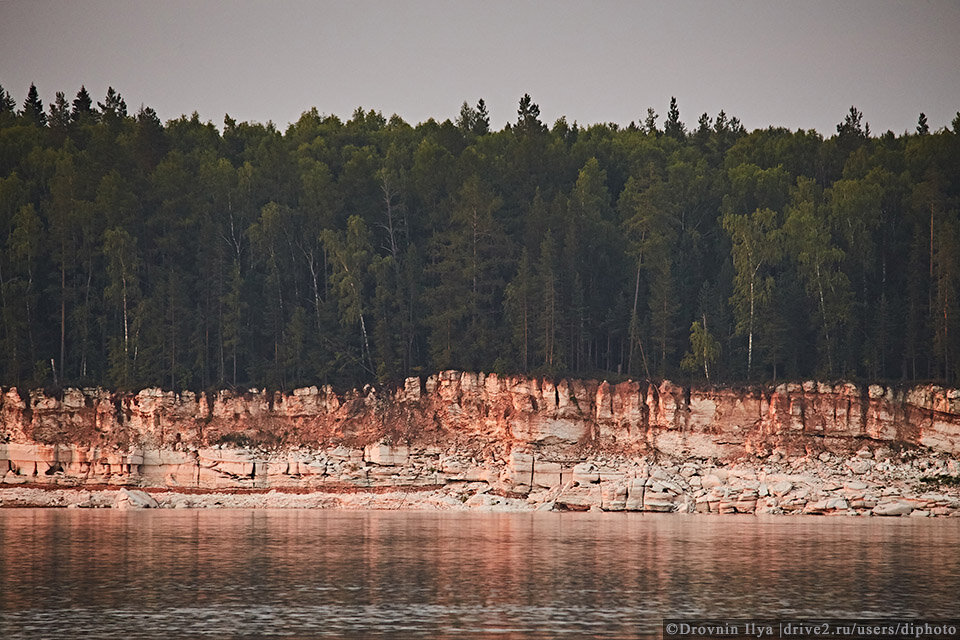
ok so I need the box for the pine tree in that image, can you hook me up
[456,101,478,133]
[837,106,866,138]
[474,99,490,135]
[648,259,680,375]
[516,93,544,136]
[424,175,507,370]
[836,106,869,159]
[0,83,16,124]
[694,112,712,147]
[71,85,95,122]
[98,86,127,128]
[48,91,71,142]
[22,83,46,127]
[664,97,685,141]
[538,231,561,371]
[643,107,659,135]
[8,204,43,376]
[933,215,960,382]
[504,248,536,371]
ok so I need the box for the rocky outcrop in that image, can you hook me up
[1,373,959,515]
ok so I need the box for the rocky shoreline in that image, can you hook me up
[3,372,960,516]
[3,449,958,516]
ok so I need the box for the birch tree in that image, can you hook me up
[722,207,781,377]
[103,227,141,388]
[784,178,851,377]
[322,216,375,376]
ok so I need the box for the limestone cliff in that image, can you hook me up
[2,373,959,516]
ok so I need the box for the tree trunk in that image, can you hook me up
[60,256,66,382]
[748,279,754,376]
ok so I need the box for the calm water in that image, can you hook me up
[0,510,958,639]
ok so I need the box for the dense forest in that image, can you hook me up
[1,82,959,391]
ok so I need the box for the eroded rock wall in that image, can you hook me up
[1,373,959,515]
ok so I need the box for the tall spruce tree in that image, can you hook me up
[22,83,46,127]
[664,96,685,141]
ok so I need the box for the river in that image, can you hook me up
[0,510,957,638]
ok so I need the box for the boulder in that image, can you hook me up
[643,491,676,512]
[872,501,913,517]
[847,459,874,475]
[770,481,793,496]
[115,488,159,510]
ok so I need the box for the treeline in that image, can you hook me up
[1,82,959,391]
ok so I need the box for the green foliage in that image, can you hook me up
[322,216,375,375]
[723,207,782,377]
[681,319,721,381]
[783,178,851,376]
[504,248,536,372]
[71,86,94,123]
[102,226,141,388]
[0,83,16,119]
[664,97,685,141]
[516,93,545,136]
[0,82,958,390]
[21,84,46,127]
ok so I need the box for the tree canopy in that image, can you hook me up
[1,82,959,391]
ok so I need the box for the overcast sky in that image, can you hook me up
[1,0,959,136]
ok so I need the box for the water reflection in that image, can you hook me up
[1,510,957,639]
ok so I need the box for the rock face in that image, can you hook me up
[1,373,959,515]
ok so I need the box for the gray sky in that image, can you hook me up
[1,0,959,135]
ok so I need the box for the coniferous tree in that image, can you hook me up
[516,93,545,136]
[0,84,957,390]
[97,86,127,129]
[48,92,71,141]
[664,97,685,141]
[0,83,16,120]
[8,203,43,379]
[474,99,490,135]
[643,107,659,135]
[538,231,561,371]
[694,113,712,148]
[71,85,94,122]
[933,215,960,382]
[456,101,478,134]
[504,248,536,372]
[22,83,46,127]
[424,175,507,370]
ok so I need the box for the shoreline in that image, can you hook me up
[0,483,535,511]
[4,451,959,516]
[3,374,960,517]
